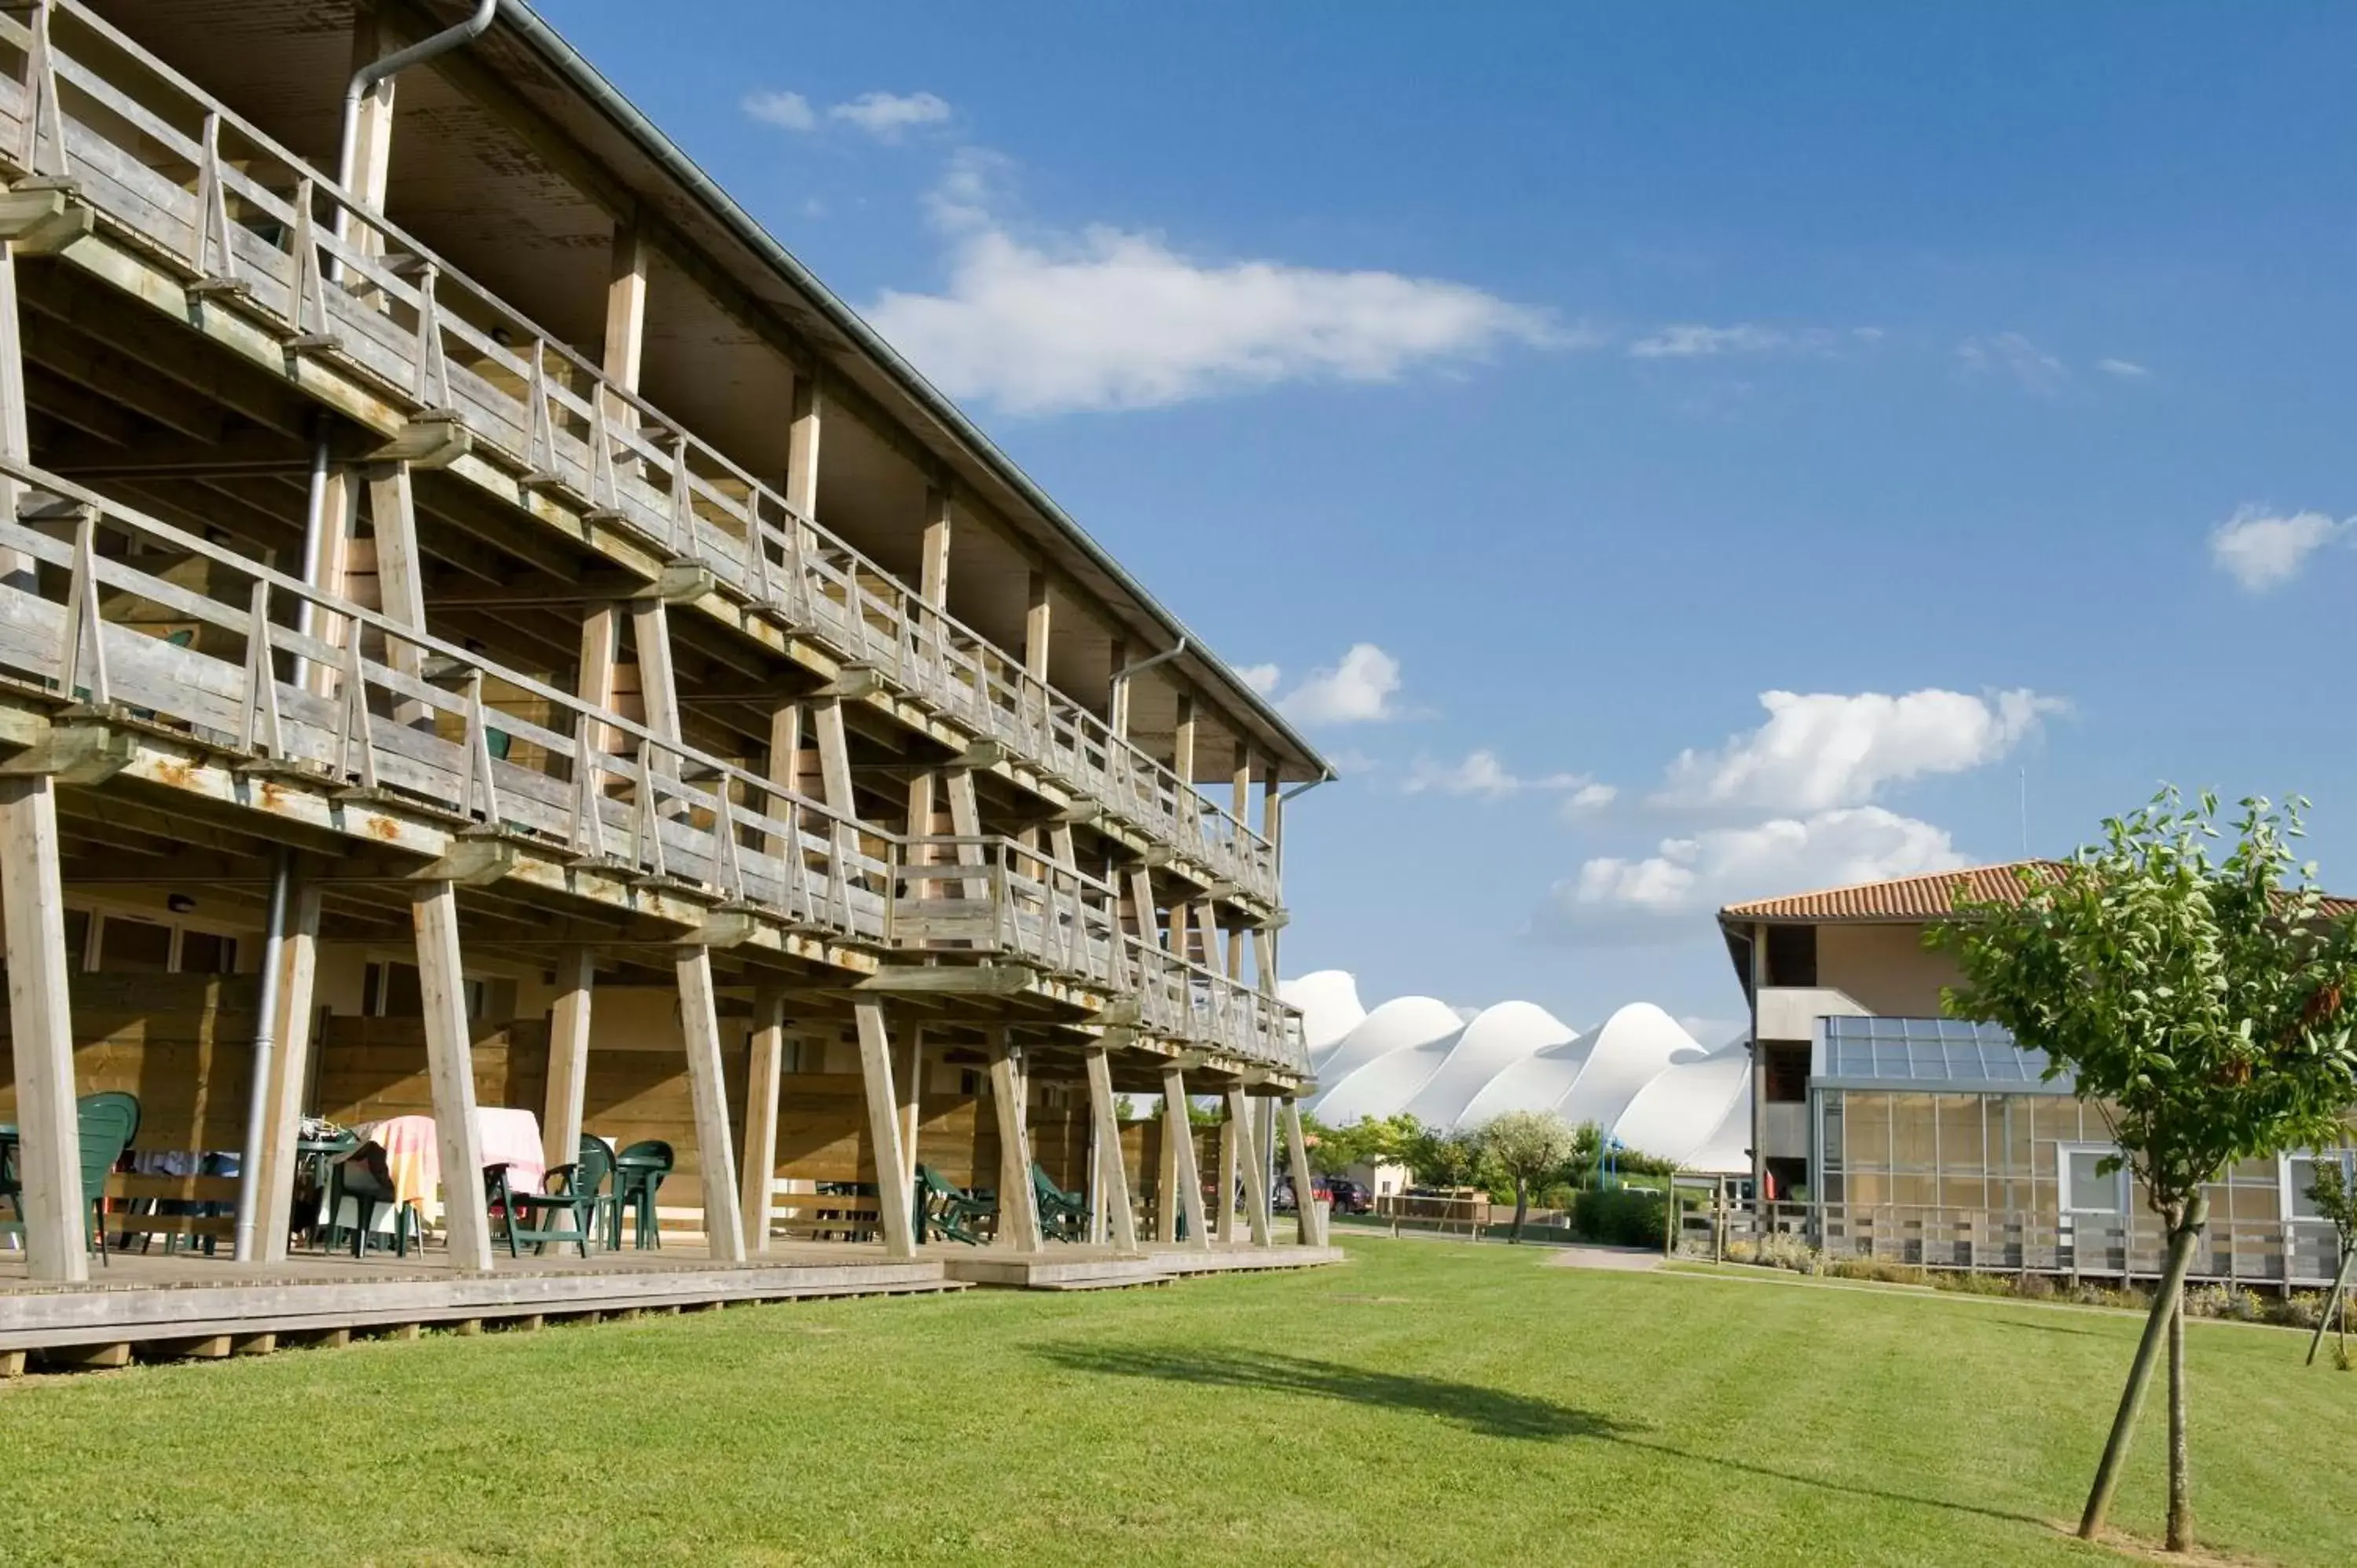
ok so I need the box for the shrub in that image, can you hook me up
[2013,1271,2057,1300]
[2279,1291,2328,1330]
[1569,1188,1673,1248]
[1824,1256,1926,1285]
[1931,1269,2016,1298]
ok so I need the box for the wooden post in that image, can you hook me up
[1281,1095,1321,1247]
[1156,1073,1180,1245]
[0,775,83,1280]
[989,1032,1043,1252]
[343,11,398,264]
[897,1024,926,1200]
[0,244,31,592]
[629,599,683,779]
[1165,1067,1209,1250]
[540,947,594,1169]
[577,605,620,757]
[739,992,786,1255]
[1024,571,1051,681]
[254,881,324,1262]
[763,702,803,858]
[1085,1045,1139,1252]
[786,371,823,518]
[1215,1094,1241,1246]
[1262,775,1285,980]
[1227,1088,1273,1247]
[812,698,856,818]
[602,213,651,394]
[854,1002,915,1258]
[920,484,952,604]
[304,468,360,698]
[675,947,745,1261]
[410,881,493,1273]
[367,463,429,712]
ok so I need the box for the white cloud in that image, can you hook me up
[742,90,816,131]
[2209,506,2351,593]
[830,90,952,140]
[1956,332,2069,397]
[1553,806,1970,928]
[1658,688,2063,815]
[869,162,1571,413]
[1566,782,1618,813]
[1265,643,1403,727]
[1630,324,1795,359]
[1236,662,1282,696]
[2095,357,2150,380]
[1403,749,1591,801]
[742,89,951,140]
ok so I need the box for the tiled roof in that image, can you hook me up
[1719,860,2357,924]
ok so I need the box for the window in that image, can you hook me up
[2061,1144,2127,1216]
[1762,1041,1809,1102]
[97,915,174,973]
[1764,924,1817,987]
[2286,1149,2355,1220]
[178,930,237,975]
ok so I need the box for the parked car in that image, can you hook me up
[1325,1178,1373,1214]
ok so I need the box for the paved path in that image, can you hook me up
[1544,1244,1665,1273]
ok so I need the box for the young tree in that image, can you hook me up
[1933,790,2357,1552]
[1475,1110,1582,1241]
[2304,1155,2357,1368]
[1396,1120,1483,1190]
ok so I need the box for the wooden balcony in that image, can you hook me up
[0,459,1307,1072]
[0,0,1281,909]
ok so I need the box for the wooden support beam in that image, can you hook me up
[1085,1045,1140,1252]
[676,947,746,1262]
[412,880,493,1273]
[739,991,786,1255]
[1157,1068,1180,1244]
[1226,1088,1273,1247]
[347,15,398,214]
[762,701,801,857]
[1281,1095,1323,1247]
[0,775,84,1280]
[1171,694,1196,782]
[1127,868,1162,949]
[1024,571,1050,682]
[629,599,683,774]
[1262,773,1285,983]
[577,603,619,760]
[988,1032,1043,1253]
[253,879,324,1262]
[919,484,951,604]
[1166,1067,1211,1250]
[0,243,31,592]
[1215,1097,1239,1245]
[540,946,594,1170]
[786,372,823,519]
[602,213,651,394]
[812,697,856,817]
[1196,899,1225,980]
[367,463,428,707]
[304,467,360,698]
[896,1024,925,1211]
[853,1001,916,1258]
[1233,743,1253,829]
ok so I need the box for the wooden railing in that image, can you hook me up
[0,0,1279,906]
[0,460,1307,1069]
[1693,1201,2347,1288]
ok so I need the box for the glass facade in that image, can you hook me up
[1809,1017,2346,1282]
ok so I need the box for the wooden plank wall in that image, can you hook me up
[0,974,261,1153]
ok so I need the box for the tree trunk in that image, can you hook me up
[2079,1190,2209,1544]
[1512,1180,1528,1243]
[2305,1242,2355,1368]
[2166,1295,2191,1552]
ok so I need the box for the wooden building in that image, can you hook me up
[0,0,1333,1353]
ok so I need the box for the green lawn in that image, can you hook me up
[2,1237,2349,1566]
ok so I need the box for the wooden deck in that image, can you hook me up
[0,1236,1342,1368]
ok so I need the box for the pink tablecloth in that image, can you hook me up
[361,1108,548,1220]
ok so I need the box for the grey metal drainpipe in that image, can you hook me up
[235,1,503,1264]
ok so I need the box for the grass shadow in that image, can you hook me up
[1047,1343,2052,1532]
[1036,1344,1633,1442]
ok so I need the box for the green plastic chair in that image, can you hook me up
[611,1140,673,1249]
[492,1138,612,1259]
[914,1165,995,1246]
[1031,1162,1088,1244]
[77,1092,140,1265]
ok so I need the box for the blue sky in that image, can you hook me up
[545,2,2357,1039]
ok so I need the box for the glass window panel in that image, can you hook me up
[1890,1174,1938,1209]
[97,916,173,974]
[2066,1149,2124,1214]
[1842,1094,1892,1174]
[1934,1096,1985,1174]
[1890,1094,1938,1171]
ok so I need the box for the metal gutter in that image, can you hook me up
[493,1,1332,779]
